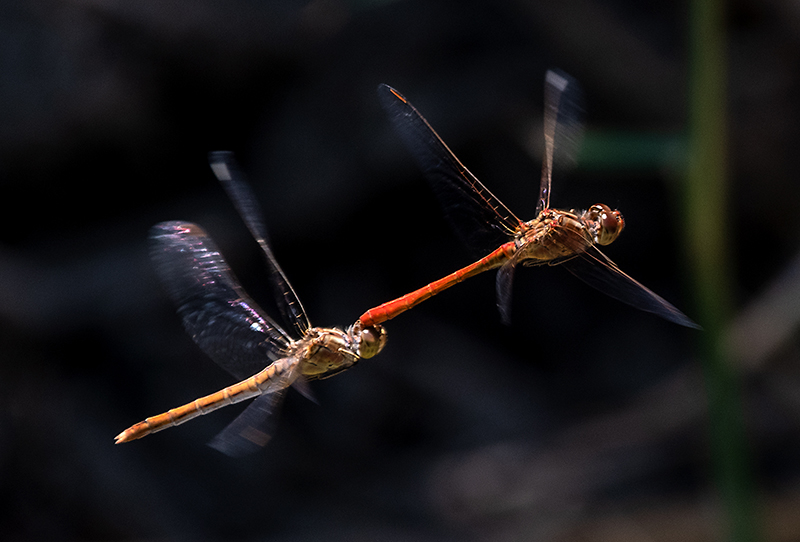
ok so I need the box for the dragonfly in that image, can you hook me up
[115,151,388,456]
[359,70,699,329]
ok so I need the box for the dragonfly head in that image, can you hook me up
[585,204,625,246]
[353,323,388,359]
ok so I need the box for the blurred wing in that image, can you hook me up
[151,221,293,379]
[537,70,585,214]
[378,84,521,255]
[495,256,519,325]
[209,151,311,337]
[560,246,701,329]
[207,388,288,457]
[207,364,313,456]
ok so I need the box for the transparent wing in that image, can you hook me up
[495,257,518,325]
[560,246,701,329]
[207,388,288,457]
[209,151,311,337]
[378,84,522,255]
[207,365,311,457]
[150,221,293,379]
[537,69,585,214]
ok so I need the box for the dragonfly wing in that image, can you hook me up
[151,221,293,379]
[207,388,288,457]
[495,256,520,325]
[537,70,585,214]
[207,360,311,456]
[209,151,311,337]
[378,84,521,255]
[560,246,701,329]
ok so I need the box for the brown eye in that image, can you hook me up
[609,209,624,233]
[590,204,625,245]
[601,208,619,233]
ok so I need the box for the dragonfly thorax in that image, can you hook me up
[298,322,387,380]
[298,328,361,380]
[513,209,593,265]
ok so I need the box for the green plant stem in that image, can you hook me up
[686,0,757,540]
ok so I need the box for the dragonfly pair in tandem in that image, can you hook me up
[116,71,698,456]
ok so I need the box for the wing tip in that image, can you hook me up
[150,220,202,239]
[674,315,703,330]
[377,83,407,104]
[545,69,570,92]
[209,151,236,181]
[208,428,272,458]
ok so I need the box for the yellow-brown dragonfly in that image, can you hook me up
[360,71,698,329]
[116,152,387,456]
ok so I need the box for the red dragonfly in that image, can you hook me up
[116,152,387,456]
[360,71,699,329]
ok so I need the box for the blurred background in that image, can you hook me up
[2,0,800,540]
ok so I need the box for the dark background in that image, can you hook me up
[3,1,800,540]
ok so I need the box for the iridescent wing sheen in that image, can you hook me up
[150,221,293,380]
[378,84,522,255]
[537,69,584,214]
[560,246,701,329]
[209,151,311,338]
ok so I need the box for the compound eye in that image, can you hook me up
[590,204,625,245]
[603,209,620,232]
[359,325,388,359]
